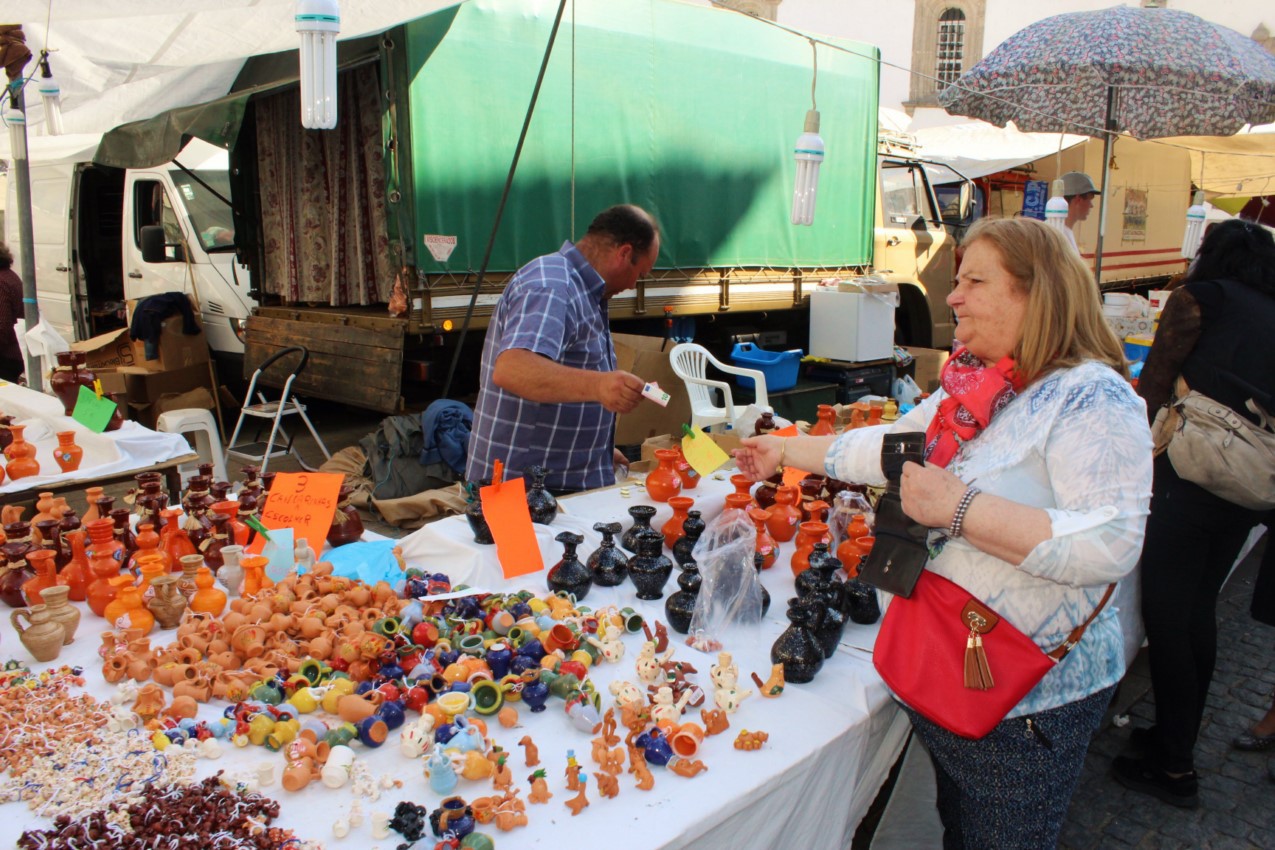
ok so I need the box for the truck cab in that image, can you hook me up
[5,138,253,371]
[874,151,970,349]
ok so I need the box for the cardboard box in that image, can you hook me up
[70,327,139,370]
[125,299,210,371]
[116,363,215,427]
[613,334,692,445]
[903,346,949,393]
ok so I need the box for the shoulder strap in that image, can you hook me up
[1047,583,1117,661]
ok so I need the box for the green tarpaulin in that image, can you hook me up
[404,0,879,273]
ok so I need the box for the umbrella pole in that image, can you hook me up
[1093,86,1117,286]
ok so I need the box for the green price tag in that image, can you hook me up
[72,385,117,433]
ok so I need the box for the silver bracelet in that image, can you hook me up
[948,486,981,539]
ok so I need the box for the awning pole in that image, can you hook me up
[1093,86,1117,285]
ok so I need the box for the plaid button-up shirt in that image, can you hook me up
[465,242,616,492]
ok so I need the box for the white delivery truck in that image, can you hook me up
[3,136,253,376]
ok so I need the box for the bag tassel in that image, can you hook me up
[963,631,994,690]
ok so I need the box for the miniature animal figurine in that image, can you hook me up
[622,703,653,747]
[518,734,540,767]
[564,771,589,816]
[629,747,655,791]
[609,679,646,711]
[599,746,626,775]
[635,640,674,684]
[599,706,621,746]
[734,729,770,751]
[700,707,730,736]
[565,750,582,791]
[713,683,753,714]
[596,770,620,799]
[527,770,552,804]
[710,651,738,690]
[491,754,514,792]
[642,619,669,653]
[650,685,693,726]
[399,713,436,759]
[590,735,609,765]
[667,756,708,778]
[656,659,705,707]
[752,662,786,697]
[586,624,626,663]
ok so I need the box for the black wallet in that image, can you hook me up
[857,432,930,599]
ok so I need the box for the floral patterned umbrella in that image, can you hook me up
[938,6,1275,280]
[938,6,1275,139]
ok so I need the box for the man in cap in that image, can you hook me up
[1061,171,1101,253]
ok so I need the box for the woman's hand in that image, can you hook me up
[733,435,785,481]
[899,461,967,529]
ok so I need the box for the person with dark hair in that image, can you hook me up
[1060,171,1101,253]
[1114,218,1275,807]
[466,205,661,494]
[0,243,26,383]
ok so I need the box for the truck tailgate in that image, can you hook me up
[244,311,405,413]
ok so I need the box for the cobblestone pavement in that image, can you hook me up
[1061,535,1274,850]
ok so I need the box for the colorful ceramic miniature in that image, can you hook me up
[752,663,787,697]
[527,770,552,804]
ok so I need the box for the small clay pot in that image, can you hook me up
[11,604,65,662]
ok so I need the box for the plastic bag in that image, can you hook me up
[829,489,874,548]
[893,374,923,406]
[687,508,764,653]
[731,403,793,437]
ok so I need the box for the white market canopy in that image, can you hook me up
[2,0,463,153]
[910,120,1087,180]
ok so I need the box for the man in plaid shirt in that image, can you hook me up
[466,205,660,493]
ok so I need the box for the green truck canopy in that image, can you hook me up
[405,0,879,272]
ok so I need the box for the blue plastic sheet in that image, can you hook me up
[316,539,404,590]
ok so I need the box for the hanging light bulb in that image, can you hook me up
[295,0,340,129]
[791,109,824,226]
[37,56,63,136]
[3,101,27,161]
[1044,178,1069,237]
[1181,191,1206,259]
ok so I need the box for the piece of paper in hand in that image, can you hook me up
[641,381,671,407]
[681,430,729,477]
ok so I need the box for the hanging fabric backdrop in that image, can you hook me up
[256,66,394,305]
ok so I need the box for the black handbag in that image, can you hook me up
[857,432,930,598]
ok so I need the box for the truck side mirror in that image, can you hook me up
[140,225,167,263]
[943,182,975,228]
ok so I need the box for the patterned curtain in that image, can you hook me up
[256,65,394,305]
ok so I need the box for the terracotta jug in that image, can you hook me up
[191,567,227,616]
[178,555,204,601]
[791,521,829,577]
[202,514,231,572]
[210,501,249,547]
[804,499,830,526]
[673,448,700,491]
[809,404,837,436]
[105,576,154,635]
[159,509,198,566]
[867,400,884,426]
[0,522,37,608]
[729,474,756,505]
[60,529,91,602]
[21,549,59,607]
[33,493,59,529]
[53,431,84,473]
[0,414,13,453]
[837,513,871,569]
[239,554,273,597]
[82,487,106,523]
[49,350,96,416]
[724,492,752,514]
[109,509,136,554]
[840,535,874,579]
[85,519,124,617]
[765,485,803,543]
[147,575,187,629]
[128,523,171,575]
[38,584,80,644]
[754,473,782,510]
[5,425,41,480]
[645,449,683,503]
[661,496,694,551]
[56,510,80,568]
[135,553,167,600]
[749,508,778,570]
[11,604,65,662]
[326,484,364,547]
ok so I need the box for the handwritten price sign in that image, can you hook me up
[247,471,344,556]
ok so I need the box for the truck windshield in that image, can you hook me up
[172,169,235,252]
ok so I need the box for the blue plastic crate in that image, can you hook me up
[731,342,803,392]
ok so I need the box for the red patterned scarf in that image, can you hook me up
[923,347,1023,468]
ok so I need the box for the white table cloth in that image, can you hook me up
[0,381,193,495]
[0,471,908,850]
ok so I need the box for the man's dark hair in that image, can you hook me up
[0,243,12,271]
[586,205,659,261]
[1187,219,1275,298]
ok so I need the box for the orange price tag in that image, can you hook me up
[247,471,344,555]
[480,477,543,579]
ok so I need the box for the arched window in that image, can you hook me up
[936,8,966,89]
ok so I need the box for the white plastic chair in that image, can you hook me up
[669,342,770,433]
